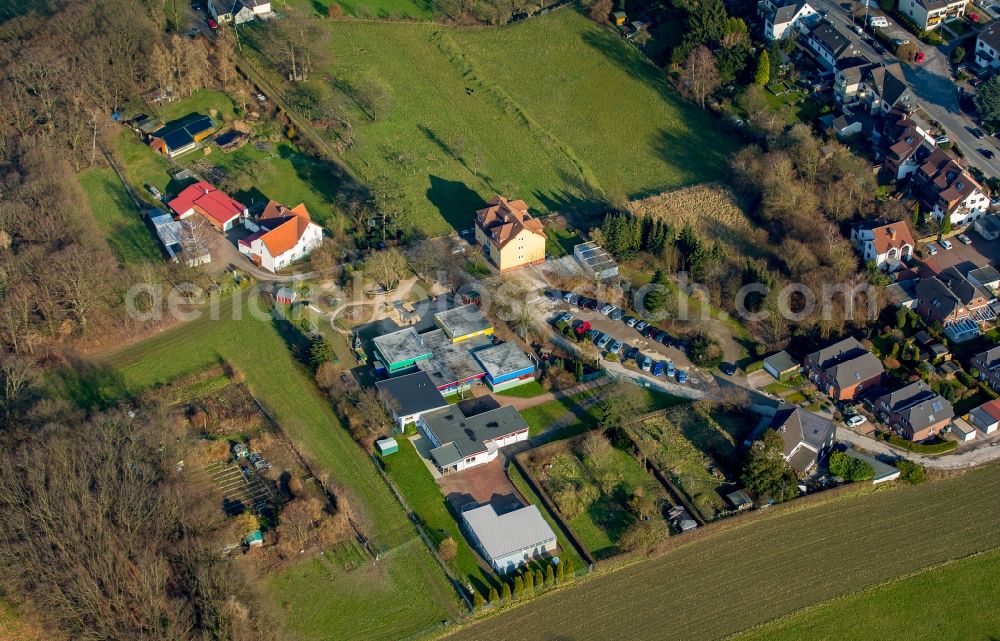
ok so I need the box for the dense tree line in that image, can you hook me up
[600,214,724,281]
[0,400,273,641]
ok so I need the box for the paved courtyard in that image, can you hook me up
[435,459,522,515]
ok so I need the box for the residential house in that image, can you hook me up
[861,63,915,115]
[763,351,800,380]
[900,0,967,31]
[876,381,954,440]
[882,112,935,180]
[167,182,248,231]
[418,403,529,473]
[805,22,863,70]
[834,56,873,102]
[974,213,1000,240]
[462,504,556,574]
[766,403,837,475]
[474,196,546,272]
[968,398,1000,433]
[238,200,323,272]
[851,219,916,271]
[970,346,1000,392]
[967,265,1000,292]
[375,370,450,430]
[915,266,994,341]
[913,148,989,226]
[208,0,269,23]
[804,337,885,400]
[472,341,537,392]
[760,0,820,40]
[148,114,215,158]
[975,22,1000,70]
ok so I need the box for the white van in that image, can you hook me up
[869,15,889,27]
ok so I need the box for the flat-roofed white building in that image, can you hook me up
[462,503,557,574]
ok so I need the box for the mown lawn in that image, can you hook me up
[734,548,1000,641]
[445,462,1000,641]
[78,168,162,266]
[381,439,498,594]
[102,299,459,641]
[158,89,237,123]
[310,9,737,236]
[494,380,547,399]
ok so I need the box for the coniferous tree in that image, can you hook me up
[513,575,523,599]
[524,569,534,594]
[489,586,499,604]
[501,582,512,602]
[535,569,545,589]
[545,564,555,587]
[755,50,770,86]
[473,591,485,610]
[556,560,565,583]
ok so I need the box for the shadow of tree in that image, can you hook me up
[54,359,130,411]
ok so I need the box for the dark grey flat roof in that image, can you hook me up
[373,327,431,366]
[764,350,799,373]
[434,304,492,339]
[474,342,534,379]
[424,404,528,463]
[416,329,490,388]
[375,371,449,416]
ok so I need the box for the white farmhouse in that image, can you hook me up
[239,201,323,273]
[975,23,1000,70]
[850,219,916,271]
[418,404,528,474]
[760,0,820,40]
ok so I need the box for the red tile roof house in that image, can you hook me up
[912,149,990,227]
[167,182,248,232]
[876,380,954,441]
[473,196,546,272]
[239,200,323,273]
[850,219,916,272]
[803,337,884,401]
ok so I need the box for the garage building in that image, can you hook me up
[462,503,557,574]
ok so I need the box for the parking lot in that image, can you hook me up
[534,293,718,394]
[921,228,1000,275]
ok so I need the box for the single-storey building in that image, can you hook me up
[968,398,1000,434]
[148,114,215,158]
[951,417,977,441]
[574,242,619,281]
[375,370,450,430]
[974,214,1000,241]
[372,327,434,374]
[763,351,800,380]
[415,330,489,394]
[473,341,536,392]
[462,503,557,574]
[418,404,528,473]
[375,437,399,456]
[274,287,297,305]
[726,489,754,511]
[967,265,1000,292]
[843,448,900,484]
[167,182,248,231]
[434,304,494,344]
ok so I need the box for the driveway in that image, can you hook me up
[808,0,1000,178]
[920,230,1000,273]
[836,424,1000,469]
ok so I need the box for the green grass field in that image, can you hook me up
[733,549,1000,641]
[444,462,1000,641]
[310,10,737,236]
[493,380,547,399]
[288,0,433,19]
[78,168,162,266]
[101,299,459,641]
[381,439,497,594]
[158,89,237,124]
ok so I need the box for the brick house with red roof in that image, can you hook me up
[238,200,322,272]
[167,182,248,232]
[474,196,546,272]
[850,219,916,271]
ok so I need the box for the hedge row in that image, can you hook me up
[881,432,958,454]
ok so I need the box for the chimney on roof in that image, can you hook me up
[887,227,895,238]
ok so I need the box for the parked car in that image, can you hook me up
[563,291,579,304]
[626,346,640,361]
[609,307,625,321]
[981,148,996,159]
[207,17,218,28]
[635,320,649,331]
[609,340,623,354]
[893,38,910,47]
[654,330,668,343]
[915,51,925,64]
[575,320,592,336]
[641,356,652,372]
[936,135,950,145]
[600,303,615,315]
[652,361,665,377]
[846,414,867,427]
[666,361,676,378]
[872,42,884,54]
[676,369,688,384]
[941,239,953,250]
[146,184,162,200]
[973,129,985,139]
[586,299,601,311]
[587,328,601,340]
[925,242,938,255]
[958,233,972,244]
[576,297,590,309]
[868,15,888,27]
[624,316,638,327]
[597,333,612,349]
[556,312,572,324]
[658,332,673,345]
[720,362,737,376]
[642,325,659,338]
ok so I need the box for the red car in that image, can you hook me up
[970,12,980,21]
[207,18,218,29]
[575,321,592,336]
[915,51,925,63]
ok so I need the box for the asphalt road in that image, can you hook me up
[808,0,1000,178]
